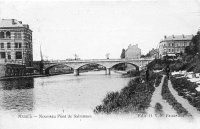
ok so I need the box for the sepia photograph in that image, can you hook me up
[0,0,200,128]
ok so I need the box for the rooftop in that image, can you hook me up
[161,34,194,42]
[0,19,29,29]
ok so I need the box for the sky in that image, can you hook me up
[0,0,200,60]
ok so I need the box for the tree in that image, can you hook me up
[185,32,200,56]
[192,32,200,56]
[120,48,125,59]
[74,54,79,60]
[105,53,110,59]
[185,46,191,55]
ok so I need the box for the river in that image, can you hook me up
[0,71,198,129]
[0,71,131,115]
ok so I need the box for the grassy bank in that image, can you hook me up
[94,72,162,114]
[170,76,200,111]
[161,76,191,116]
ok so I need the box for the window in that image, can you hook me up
[26,43,29,48]
[16,52,22,59]
[7,52,11,59]
[15,43,18,48]
[6,31,11,38]
[0,52,5,59]
[7,43,11,49]
[14,42,22,48]
[168,49,170,52]
[0,32,4,38]
[19,43,22,48]
[14,33,22,39]
[1,43,4,48]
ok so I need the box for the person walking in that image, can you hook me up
[166,65,171,79]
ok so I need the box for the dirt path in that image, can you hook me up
[148,75,176,115]
[168,80,200,117]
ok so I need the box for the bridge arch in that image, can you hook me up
[45,64,73,75]
[76,63,107,70]
[73,62,108,76]
[110,62,139,71]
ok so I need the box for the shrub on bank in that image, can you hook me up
[161,77,191,116]
[155,74,162,87]
[94,73,162,114]
[127,70,140,77]
[171,77,198,93]
[170,76,200,111]
[155,103,164,115]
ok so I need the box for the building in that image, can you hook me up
[159,34,193,58]
[125,44,141,59]
[0,19,33,77]
[146,48,159,59]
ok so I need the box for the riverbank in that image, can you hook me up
[0,74,46,81]
[0,70,97,81]
[0,71,74,81]
[94,72,162,114]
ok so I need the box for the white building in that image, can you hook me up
[0,19,33,66]
[125,44,141,59]
[159,35,193,58]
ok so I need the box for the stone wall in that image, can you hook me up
[0,64,26,77]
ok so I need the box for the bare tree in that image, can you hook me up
[105,53,110,59]
[74,53,79,60]
[120,48,125,59]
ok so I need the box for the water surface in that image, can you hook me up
[0,71,130,114]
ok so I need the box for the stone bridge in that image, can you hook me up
[41,58,153,76]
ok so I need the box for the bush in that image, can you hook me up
[94,73,162,114]
[170,76,200,111]
[155,103,164,115]
[171,77,198,93]
[155,74,162,87]
[127,70,140,77]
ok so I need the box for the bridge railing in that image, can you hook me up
[46,58,153,63]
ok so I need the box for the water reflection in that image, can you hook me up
[0,78,34,112]
[0,71,129,113]
[0,78,34,90]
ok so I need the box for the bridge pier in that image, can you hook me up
[105,68,111,75]
[74,69,79,76]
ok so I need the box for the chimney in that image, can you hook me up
[12,19,16,25]
[23,24,29,29]
[182,34,185,38]
[172,35,175,38]
[18,21,22,24]
[164,35,167,39]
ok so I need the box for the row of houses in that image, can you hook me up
[124,32,197,60]
[145,32,199,59]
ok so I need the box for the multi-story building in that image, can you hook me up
[0,19,33,77]
[125,44,141,59]
[159,35,193,58]
[0,19,33,66]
